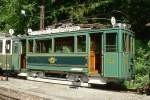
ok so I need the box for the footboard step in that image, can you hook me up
[27,77,90,87]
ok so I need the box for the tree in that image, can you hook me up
[0,0,150,39]
[0,0,112,34]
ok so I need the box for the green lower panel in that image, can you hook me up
[27,56,87,66]
[122,53,129,78]
[0,54,12,70]
[27,65,88,74]
[119,53,134,79]
[12,54,20,70]
[104,53,119,77]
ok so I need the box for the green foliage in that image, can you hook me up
[125,40,150,89]
[112,0,150,40]
[0,0,112,34]
[0,0,36,34]
[0,0,150,39]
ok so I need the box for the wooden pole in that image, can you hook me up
[40,0,45,30]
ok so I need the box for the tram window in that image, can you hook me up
[131,37,134,53]
[55,37,74,53]
[132,37,135,53]
[35,39,52,53]
[28,40,33,53]
[123,33,129,52]
[13,43,19,54]
[129,35,131,52]
[5,40,11,53]
[21,40,26,53]
[106,33,117,52]
[77,35,86,52]
[0,40,2,53]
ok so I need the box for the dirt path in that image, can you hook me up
[0,78,150,100]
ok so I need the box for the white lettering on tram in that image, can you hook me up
[28,26,81,35]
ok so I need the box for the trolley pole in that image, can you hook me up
[40,0,45,30]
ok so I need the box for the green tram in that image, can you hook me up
[0,35,12,73]
[0,25,135,84]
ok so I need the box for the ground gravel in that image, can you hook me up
[0,78,150,100]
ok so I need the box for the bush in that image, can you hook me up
[125,40,150,89]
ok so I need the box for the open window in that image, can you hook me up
[5,40,11,53]
[55,36,74,53]
[77,35,86,52]
[35,39,52,53]
[105,33,117,52]
[28,40,33,53]
[21,40,26,54]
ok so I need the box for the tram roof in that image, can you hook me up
[25,27,134,38]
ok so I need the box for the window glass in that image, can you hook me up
[77,35,86,52]
[13,43,19,54]
[35,39,52,53]
[28,40,33,53]
[0,40,2,53]
[5,40,11,53]
[55,37,74,53]
[106,33,117,52]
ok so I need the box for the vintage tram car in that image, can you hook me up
[0,24,135,84]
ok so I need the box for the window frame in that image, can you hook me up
[5,39,12,54]
[27,34,88,54]
[54,36,75,53]
[27,39,34,53]
[123,32,131,53]
[105,32,118,52]
[35,38,52,53]
[27,38,53,54]
[77,35,87,53]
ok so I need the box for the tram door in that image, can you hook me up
[12,41,21,70]
[20,40,26,69]
[90,34,102,75]
[103,32,119,77]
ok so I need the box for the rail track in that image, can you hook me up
[12,75,136,92]
[7,75,150,95]
[0,93,19,100]
[1,77,150,100]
